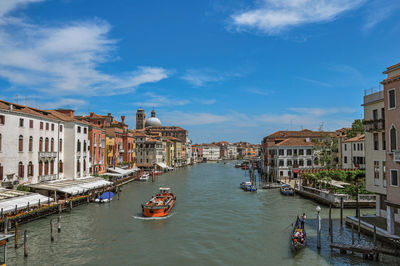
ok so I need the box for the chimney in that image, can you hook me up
[9,104,13,111]
[305,138,310,142]
[56,109,75,118]
[90,112,94,117]
[121,115,125,125]
[108,113,112,117]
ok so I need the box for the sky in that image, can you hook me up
[0,0,399,144]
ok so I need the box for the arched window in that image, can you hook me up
[44,161,49,175]
[0,163,3,180]
[83,140,86,152]
[77,140,81,152]
[0,133,2,152]
[77,159,80,173]
[59,160,63,173]
[29,136,33,152]
[45,138,49,152]
[51,138,54,152]
[390,125,398,152]
[83,159,86,172]
[50,160,54,174]
[39,137,43,152]
[18,162,24,177]
[39,161,43,176]
[59,139,62,152]
[19,135,23,152]
[28,162,33,177]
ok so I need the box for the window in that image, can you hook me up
[381,107,385,120]
[354,144,356,150]
[388,89,396,109]
[77,160,80,173]
[19,118,24,127]
[45,138,49,152]
[51,124,54,131]
[374,161,379,180]
[19,135,23,152]
[287,160,292,166]
[28,162,33,177]
[0,115,4,125]
[373,109,378,120]
[83,140,87,152]
[29,120,33,128]
[280,171,283,176]
[299,160,304,166]
[374,133,379,150]
[383,162,386,188]
[344,144,347,151]
[59,160,63,173]
[77,126,81,133]
[18,162,24,177]
[279,160,284,166]
[390,169,398,186]
[59,139,63,152]
[299,149,304,155]
[293,149,297,155]
[390,125,397,152]
[40,122,43,129]
[51,138,54,152]
[39,161,43,176]
[0,133,2,152]
[344,156,347,164]
[357,143,360,150]
[46,123,49,130]
[29,136,33,152]
[84,128,87,134]
[306,149,311,155]
[279,149,284,156]
[360,143,363,151]
[0,163,3,180]
[44,161,49,175]
[77,140,81,152]
[50,160,54,174]
[83,160,86,172]
[287,149,292,156]
[382,133,386,150]
[39,137,43,152]
[60,125,63,132]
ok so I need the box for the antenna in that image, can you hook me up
[319,122,324,131]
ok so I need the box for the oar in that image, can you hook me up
[281,223,294,232]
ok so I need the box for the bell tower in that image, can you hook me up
[136,108,146,129]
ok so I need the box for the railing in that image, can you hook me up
[38,152,57,158]
[301,186,351,202]
[39,174,57,182]
[394,151,400,162]
[363,119,385,132]
[358,194,376,201]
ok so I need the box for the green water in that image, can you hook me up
[6,163,400,265]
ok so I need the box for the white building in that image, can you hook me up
[135,135,164,169]
[268,138,317,181]
[202,145,220,161]
[0,100,65,186]
[363,90,387,218]
[185,137,192,165]
[341,134,365,169]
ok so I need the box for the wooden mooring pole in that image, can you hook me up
[351,223,354,245]
[4,216,8,234]
[358,215,361,240]
[58,215,61,233]
[24,230,28,257]
[14,221,18,248]
[50,219,54,242]
[340,197,343,227]
[373,225,376,246]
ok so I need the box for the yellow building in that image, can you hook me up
[166,139,175,168]
[106,135,115,168]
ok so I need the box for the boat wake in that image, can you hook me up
[132,212,175,220]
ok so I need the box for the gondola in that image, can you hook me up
[291,217,306,251]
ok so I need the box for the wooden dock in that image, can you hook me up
[330,242,400,259]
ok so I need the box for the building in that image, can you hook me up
[88,125,106,175]
[202,145,220,161]
[0,100,65,186]
[136,108,146,130]
[341,134,365,169]
[363,90,387,219]
[381,62,400,233]
[268,138,316,182]
[135,135,165,170]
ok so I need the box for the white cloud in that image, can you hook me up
[39,98,87,110]
[231,0,365,34]
[197,98,216,105]
[246,88,273,96]
[0,0,43,18]
[289,107,357,116]
[362,0,400,31]
[181,69,242,87]
[297,77,332,87]
[0,1,170,96]
[134,93,190,107]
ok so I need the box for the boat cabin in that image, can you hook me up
[159,188,171,194]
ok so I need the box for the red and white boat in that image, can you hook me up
[142,188,176,217]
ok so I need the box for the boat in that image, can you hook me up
[95,192,114,203]
[241,165,249,170]
[153,170,162,176]
[291,217,306,251]
[280,184,294,196]
[142,188,176,217]
[139,173,149,181]
[235,163,241,168]
[240,181,257,192]
[240,181,252,189]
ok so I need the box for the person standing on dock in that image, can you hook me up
[300,213,306,229]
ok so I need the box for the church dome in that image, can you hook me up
[145,117,162,127]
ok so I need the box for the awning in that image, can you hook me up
[107,167,138,176]
[0,192,53,213]
[293,169,300,174]
[156,162,168,169]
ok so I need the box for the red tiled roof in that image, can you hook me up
[270,138,315,147]
[344,134,365,143]
[267,129,336,139]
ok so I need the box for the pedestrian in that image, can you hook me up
[300,213,306,229]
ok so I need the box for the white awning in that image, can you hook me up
[156,162,168,169]
[0,193,53,213]
[107,167,137,176]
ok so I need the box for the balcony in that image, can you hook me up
[363,119,384,132]
[38,152,57,159]
[394,151,400,162]
[39,174,57,182]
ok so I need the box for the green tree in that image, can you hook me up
[346,119,365,138]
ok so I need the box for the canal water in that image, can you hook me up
[7,163,400,265]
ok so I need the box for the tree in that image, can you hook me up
[346,119,365,138]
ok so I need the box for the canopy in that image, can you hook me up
[319,179,350,189]
[0,192,52,213]
[98,192,114,200]
[107,167,137,177]
[156,162,168,169]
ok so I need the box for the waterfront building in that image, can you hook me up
[341,134,365,169]
[268,138,317,182]
[185,137,192,165]
[202,144,220,161]
[363,90,387,219]
[192,145,202,163]
[88,125,106,175]
[0,100,65,185]
[381,62,400,233]
[214,141,238,160]
[135,135,165,170]
[105,135,116,168]
[165,138,175,168]
[136,108,146,130]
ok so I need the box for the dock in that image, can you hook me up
[330,242,400,259]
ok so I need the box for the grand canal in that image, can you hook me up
[7,163,399,265]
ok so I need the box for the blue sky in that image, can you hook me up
[0,0,399,143]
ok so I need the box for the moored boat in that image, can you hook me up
[142,188,176,217]
[280,184,294,196]
[235,163,241,168]
[139,173,149,181]
[291,217,306,251]
[240,181,257,192]
[95,192,114,203]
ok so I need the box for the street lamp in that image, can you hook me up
[316,205,321,250]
